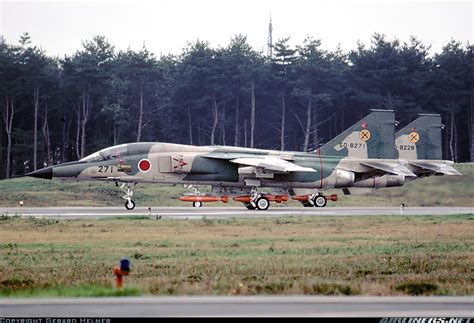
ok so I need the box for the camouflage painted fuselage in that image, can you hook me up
[53,143,330,188]
[46,142,405,193]
[31,109,416,195]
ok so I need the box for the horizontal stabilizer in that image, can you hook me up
[360,161,417,177]
[409,161,462,176]
[230,156,317,173]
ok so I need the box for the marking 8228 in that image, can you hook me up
[398,145,415,151]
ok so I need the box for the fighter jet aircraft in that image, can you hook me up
[27,110,428,210]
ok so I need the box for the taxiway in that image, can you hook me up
[0,206,472,220]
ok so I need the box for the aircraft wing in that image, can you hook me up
[409,161,462,175]
[230,156,317,173]
[360,161,417,177]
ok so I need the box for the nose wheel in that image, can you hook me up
[125,200,136,210]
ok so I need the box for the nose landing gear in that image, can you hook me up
[120,183,137,210]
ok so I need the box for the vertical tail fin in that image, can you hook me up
[395,114,443,160]
[318,109,397,159]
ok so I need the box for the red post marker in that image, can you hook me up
[113,258,130,289]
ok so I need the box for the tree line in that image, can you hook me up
[0,32,472,179]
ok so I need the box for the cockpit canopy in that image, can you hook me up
[79,142,157,162]
[80,144,128,162]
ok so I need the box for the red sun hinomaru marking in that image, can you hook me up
[138,159,152,172]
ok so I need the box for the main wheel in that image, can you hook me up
[193,201,202,208]
[314,195,327,207]
[125,200,136,210]
[256,197,270,210]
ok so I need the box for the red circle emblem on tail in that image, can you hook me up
[138,159,152,172]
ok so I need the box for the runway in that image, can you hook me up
[1,296,473,317]
[0,206,472,220]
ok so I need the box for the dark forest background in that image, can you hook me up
[0,32,472,179]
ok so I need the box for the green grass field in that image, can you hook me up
[1,214,472,297]
[0,163,472,208]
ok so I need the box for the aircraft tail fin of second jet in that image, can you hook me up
[395,113,443,160]
[395,113,461,176]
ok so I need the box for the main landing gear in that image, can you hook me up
[243,189,270,211]
[312,194,327,207]
[296,193,328,208]
[120,183,137,210]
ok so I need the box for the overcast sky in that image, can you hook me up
[0,0,472,58]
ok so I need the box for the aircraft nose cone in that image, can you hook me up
[27,167,53,179]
